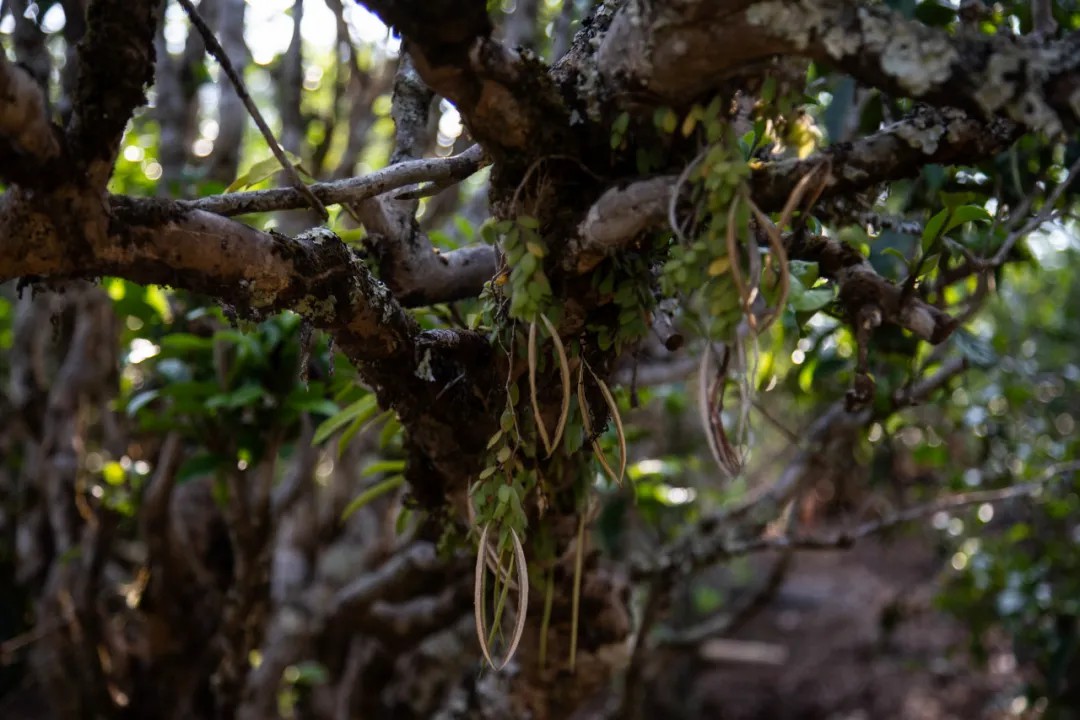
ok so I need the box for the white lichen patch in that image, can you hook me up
[974,52,1021,112]
[414,348,435,382]
[746,1,819,51]
[895,120,946,154]
[298,227,339,245]
[294,294,336,320]
[822,24,861,59]
[941,108,973,144]
[859,8,957,96]
[1014,89,1063,138]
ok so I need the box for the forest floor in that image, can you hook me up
[646,534,1027,720]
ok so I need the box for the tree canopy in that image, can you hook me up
[1,1,1079,718]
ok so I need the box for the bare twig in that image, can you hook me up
[176,0,328,220]
[977,152,1080,269]
[659,548,794,647]
[768,461,1080,552]
[165,145,487,217]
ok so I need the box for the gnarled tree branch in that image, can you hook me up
[0,52,61,182]
[67,0,158,184]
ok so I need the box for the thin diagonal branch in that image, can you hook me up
[770,461,1080,552]
[575,106,1016,266]
[162,144,488,217]
[176,0,328,220]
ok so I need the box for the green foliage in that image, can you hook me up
[659,137,754,340]
[123,308,342,476]
[484,216,554,322]
[932,251,1080,705]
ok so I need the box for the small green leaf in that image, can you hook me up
[126,389,160,416]
[788,260,819,286]
[939,191,975,209]
[944,205,992,233]
[206,383,265,410]
[225,150,306,192]
[312,394,377,445]
[612,111,630,135]
[287,397,340,417]
[361,459,406,477]
[144,285,173,321]
[882,246,909,264]
[341,475,405,520]
[286,661,329,686]
[921,208,949,251]
[160,333,214,353]
[378,413,402,449]
[790,286,835,312]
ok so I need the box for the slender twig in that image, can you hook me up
[0,620,63,665]
[156,146,488,217]
[978,153,1080,269]
[176,0,328,220]
[751,399,803,446]
[891,356,967,409]
[769,461,1080,552]
[658,548,793,647]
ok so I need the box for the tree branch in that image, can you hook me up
[593,0,1080,137]
[356,0,570,158]
[0,192,417,362]
[790,232,958,344]
[138,145,489,217]
[67,0,158,183]
[349,58,497,305]
[177,0,327,220]
[0,52,61,181]
[745,0,1080,136]
[635,353,974,579]
[768,460,1080,552]
[576,106,1016,267]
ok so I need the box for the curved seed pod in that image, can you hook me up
[528,321,554,456]
[474,523,496,668]
[498,527,530,670]
[539,313,571,456]
[587,363,627,486]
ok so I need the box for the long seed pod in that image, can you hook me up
[539,313,571,456]
[528,321,554,455]
[746,196,790,335]
[698,343,742,478]
[474,524,530,671]
[498,527,530,670]
[578,364,619,484]
[591,371,627,486]
[474,523,496,668]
